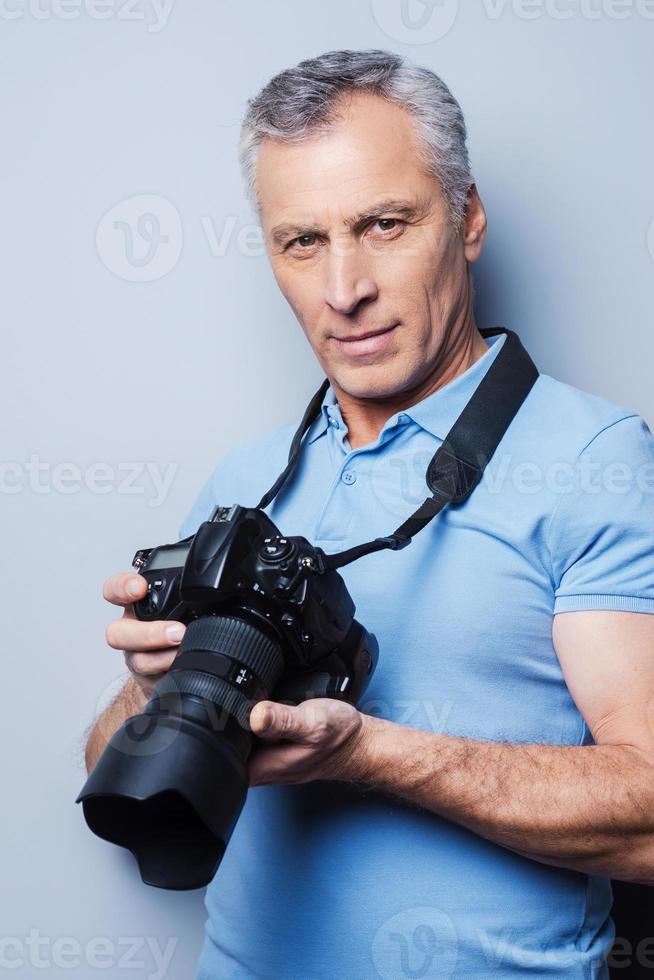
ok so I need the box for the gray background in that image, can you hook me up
[1,0,652,976]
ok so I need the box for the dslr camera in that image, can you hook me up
[77,503,378,890]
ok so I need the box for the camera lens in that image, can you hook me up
[77,614,284,890]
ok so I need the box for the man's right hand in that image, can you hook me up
[103,572,186,699]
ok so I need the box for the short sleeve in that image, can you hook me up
[548,414,654,614]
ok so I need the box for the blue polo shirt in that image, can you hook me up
[180,331,654,980]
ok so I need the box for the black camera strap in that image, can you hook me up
[257,327,539,574]
[257,379,333,512]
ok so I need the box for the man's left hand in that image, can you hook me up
[248,698,372,786]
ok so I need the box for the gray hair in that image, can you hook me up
[239,49,473,228]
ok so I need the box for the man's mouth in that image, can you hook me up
[330,323,399,358]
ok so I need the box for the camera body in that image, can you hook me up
[132,503,377,705]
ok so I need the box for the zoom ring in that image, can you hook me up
[153,669,254,730]
[179,615,284,691]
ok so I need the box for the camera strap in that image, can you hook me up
[257,327,539,574]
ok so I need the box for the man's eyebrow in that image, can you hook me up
[344,199,424,229]
[269,198,425,246]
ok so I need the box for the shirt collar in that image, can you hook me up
[305,384,344,444]
[306,330,507,444]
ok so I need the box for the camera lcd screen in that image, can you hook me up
[147,545,191,570]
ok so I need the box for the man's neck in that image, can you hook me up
[331,322,489,451]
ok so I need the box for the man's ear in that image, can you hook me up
[462,184,487,263]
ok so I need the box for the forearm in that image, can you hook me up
[349,717,654,884]
[84,677,147,773]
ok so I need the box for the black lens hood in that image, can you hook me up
[76,711,249,890]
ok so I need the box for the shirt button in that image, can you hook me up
[329,417,339,428]
[341,470,357,485]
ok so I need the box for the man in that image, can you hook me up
[85,50,654,979]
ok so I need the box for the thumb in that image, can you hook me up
[250,700,301,740]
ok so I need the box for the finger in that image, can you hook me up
[250,700,307,740]
[125,647,179,677]
[106,617,185,651]
[103,572,148,607]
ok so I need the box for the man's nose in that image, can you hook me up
[323,250,378,315]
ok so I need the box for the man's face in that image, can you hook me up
[256,93,485,401]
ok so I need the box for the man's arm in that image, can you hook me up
[84,677,148,773]
[248,609,654,885]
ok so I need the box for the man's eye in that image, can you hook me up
[292,234,317,248]
[376,218,398,231]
